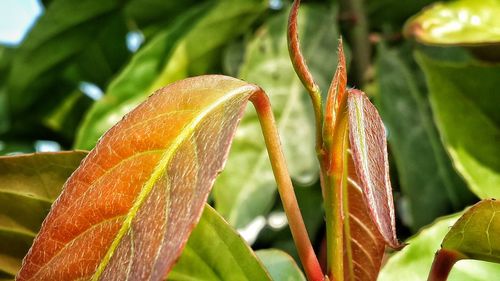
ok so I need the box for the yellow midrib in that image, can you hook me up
[91,84,256,280]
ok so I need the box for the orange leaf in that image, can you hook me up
[17,76,261,281]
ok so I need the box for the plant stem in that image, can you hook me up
[323,98,349,281]
[339,0,370,87]
[251,90,324,281]
[427,249,465,281]
[288,0,324,156]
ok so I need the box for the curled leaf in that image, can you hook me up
[17,76,262,281]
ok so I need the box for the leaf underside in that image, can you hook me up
[344,155,386,281]
[17,76,260,281]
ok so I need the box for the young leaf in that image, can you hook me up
[17,76,262,281]
[415,52,500,199]
[380,213,500,281]
[343,157,386,281]
[167,205,272,281]
[0,151,86,279]
[347,89,401,249]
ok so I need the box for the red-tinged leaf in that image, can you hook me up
[17,75,262,281]
[325,38,347,133]
[347,89,401,249]
[344,156,386,281]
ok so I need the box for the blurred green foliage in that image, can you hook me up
[0,0,499,279]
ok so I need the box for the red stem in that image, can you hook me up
[251,90,324,281]
[427,249,465,281]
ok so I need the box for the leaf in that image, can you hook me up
[167,205,271,281]
[344,157,386,281]
[213,4,339,228]
[375,44,476,230]
[0,151,86,279]
[379,213,500,281]
[6,0,128,114]
[404,0,500,45]
[347,89,400,249]
[415,52,500,199]
[75,0,266,150]
[17,76,262,280]
[441,199,500,262]
[256,249,306,281]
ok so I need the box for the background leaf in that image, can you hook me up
[375,44,476,230]
[415,52,500,199]
[0,151,86,279]
[213,4,340,228]
[404,0,500,45]
[75,0,267,150]
[17,76,261,280]
[256,249,306,281]
[167,205,272,281]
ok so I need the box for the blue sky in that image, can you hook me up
[0,0,42,45]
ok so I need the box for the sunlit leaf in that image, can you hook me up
[442,199,500,262]
[0,151,86,279]
[17,76,262,280]
[375,44,475,230]
[256,249,306,281]
[214,4,339,228]
[415,51,500,199]
[404,0,500,45]
[167,205,271,281]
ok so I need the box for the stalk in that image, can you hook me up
[427,249,465,281]
[251,90,324,281]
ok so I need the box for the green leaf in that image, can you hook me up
[415,52,500,199]
[442,199,500,262]
[6,0,128,114]
[256,249,306,281]
[404,0,500,45]
[0,151,87,278]
[213,4,339,228]
[75,0,266,150]
[167,205,271,281]
[375,44,475,230]
[379,212,500,281]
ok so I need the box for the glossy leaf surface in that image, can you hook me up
[405,0,500,45]
[167,205,271,281]
[347,89,400,249]
[441,199,500,262]
[214,4,339,228]
[416,52,500,199]
[375,44,475,230]
[0,152,86,279]
[17,76,261,281]
[75,0,266,150]
[256,249,306,281]
[380,213,500,281]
